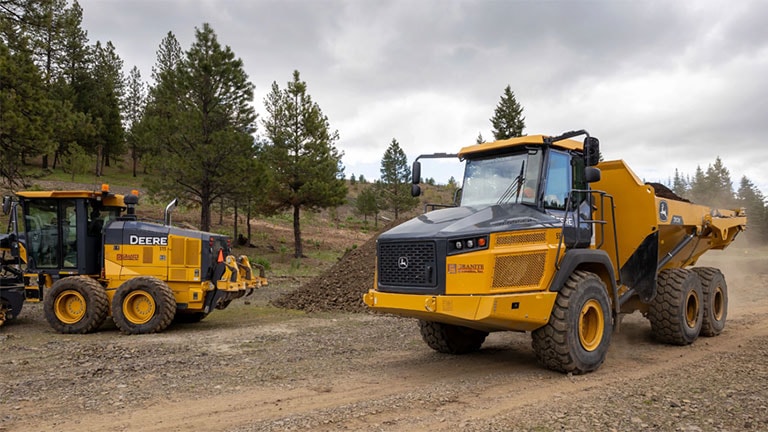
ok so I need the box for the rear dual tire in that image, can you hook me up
[648,268,703,345]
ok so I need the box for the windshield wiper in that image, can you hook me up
[496,161,525,205]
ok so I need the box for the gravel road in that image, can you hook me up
[1,251,766,432]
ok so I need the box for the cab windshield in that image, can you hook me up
[460,149,542,208]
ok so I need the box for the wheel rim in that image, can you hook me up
[685,289,700,328]
[579,299,604,352]
[54,289,86,324]
[712,286,725,321]
[123,290,156,325]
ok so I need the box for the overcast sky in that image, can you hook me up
[79,0,768,196]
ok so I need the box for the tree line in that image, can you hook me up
[670,158,767,244]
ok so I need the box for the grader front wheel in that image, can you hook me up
[532,270,613,374]
[43,276,109,334]
[111,276,176,335]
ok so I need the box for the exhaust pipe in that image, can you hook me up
[164,198,178,226]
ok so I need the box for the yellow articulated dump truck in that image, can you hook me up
[363,130,746,374]
[0,186,266,334]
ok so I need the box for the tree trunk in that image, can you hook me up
[95,145,103,177]
[246,203,252,246]
[219,198,224,225]
[233,204,238,243]
[42,154,49,169]
[293,204,303,258]
[200,197,211,232]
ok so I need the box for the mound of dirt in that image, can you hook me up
[270,231,378,313]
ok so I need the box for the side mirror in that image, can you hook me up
[585,167,601,183]
[584,137,600,167]
[2,196,11,215]
[411,184,422,197]
[412,161,421,184]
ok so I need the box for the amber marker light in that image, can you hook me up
[477,237,487,247]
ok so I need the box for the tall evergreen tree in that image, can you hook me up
[142,23,258,231]
[737,176,767,244]
[379,138,418,219]
[672,168,687,198]
[0,34,55,189]
[89,40,125,174]
[261,70,347,258]
[123,65,146,177]
[490,85,525,140]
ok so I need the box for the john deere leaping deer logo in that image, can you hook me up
[398,256,409,269]
[659,201,669,222]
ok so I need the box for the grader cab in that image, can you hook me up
[364,130,746,374]
[0,186,266,333]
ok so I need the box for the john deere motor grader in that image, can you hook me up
[363,130,746,374]
[0,186,266,334]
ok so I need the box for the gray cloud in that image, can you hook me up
[79,0,768,195]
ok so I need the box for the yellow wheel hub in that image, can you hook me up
[685,290,700,328]
[123,291,156,325]
[579,299,604,352]
[712,286,725,321]
[54,289,86,324]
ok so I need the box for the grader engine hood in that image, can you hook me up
[380,204,558,241]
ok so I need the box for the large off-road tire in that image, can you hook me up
[532,270,613,374]
[111,276,176,335]
[44,276,109,334]
[691,267,727,337]
[418,320,488,354]
[648,268,703,345]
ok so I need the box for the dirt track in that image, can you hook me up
[1,249,767,432]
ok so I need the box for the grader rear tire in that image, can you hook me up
[692,267,727,337]
[532,270,612,374]
[648,268,703,345]
[418,320,488,354]
[111,276,176,335]
[43,276,108,334]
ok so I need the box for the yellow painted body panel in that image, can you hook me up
[363,290,557,332]
[458,134,583,159]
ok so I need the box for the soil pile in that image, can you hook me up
[271,231,379,313]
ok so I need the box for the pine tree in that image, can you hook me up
[737,176,768,244]
[261,70,347,258]
[123,66,146,177]
[0,33,56,189]
[672,168,687,198]
[380,138,418,219]
[476,132,485,144]
[356,186,380,225]
[141,23,258,232]
[490,85,525,140]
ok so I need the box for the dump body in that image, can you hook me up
[364,131,746,373]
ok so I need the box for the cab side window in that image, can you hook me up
[543,151,571,210]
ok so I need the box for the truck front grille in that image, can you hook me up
[378,241,437,287]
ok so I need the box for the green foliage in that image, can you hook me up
[355,185,380,224]
[59,142,92,181]
[0,34,56,189]
[737,176,768,244]
[490,85,525,140]
[251,256,271,271]
[260,70,347,258]
[140,24,259,232]
[379,138,418,219]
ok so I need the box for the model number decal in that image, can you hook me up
[117,254,139,261]
[129,235,168,245]
[448,264,485,274]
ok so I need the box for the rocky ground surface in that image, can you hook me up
[1,248,766,432]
